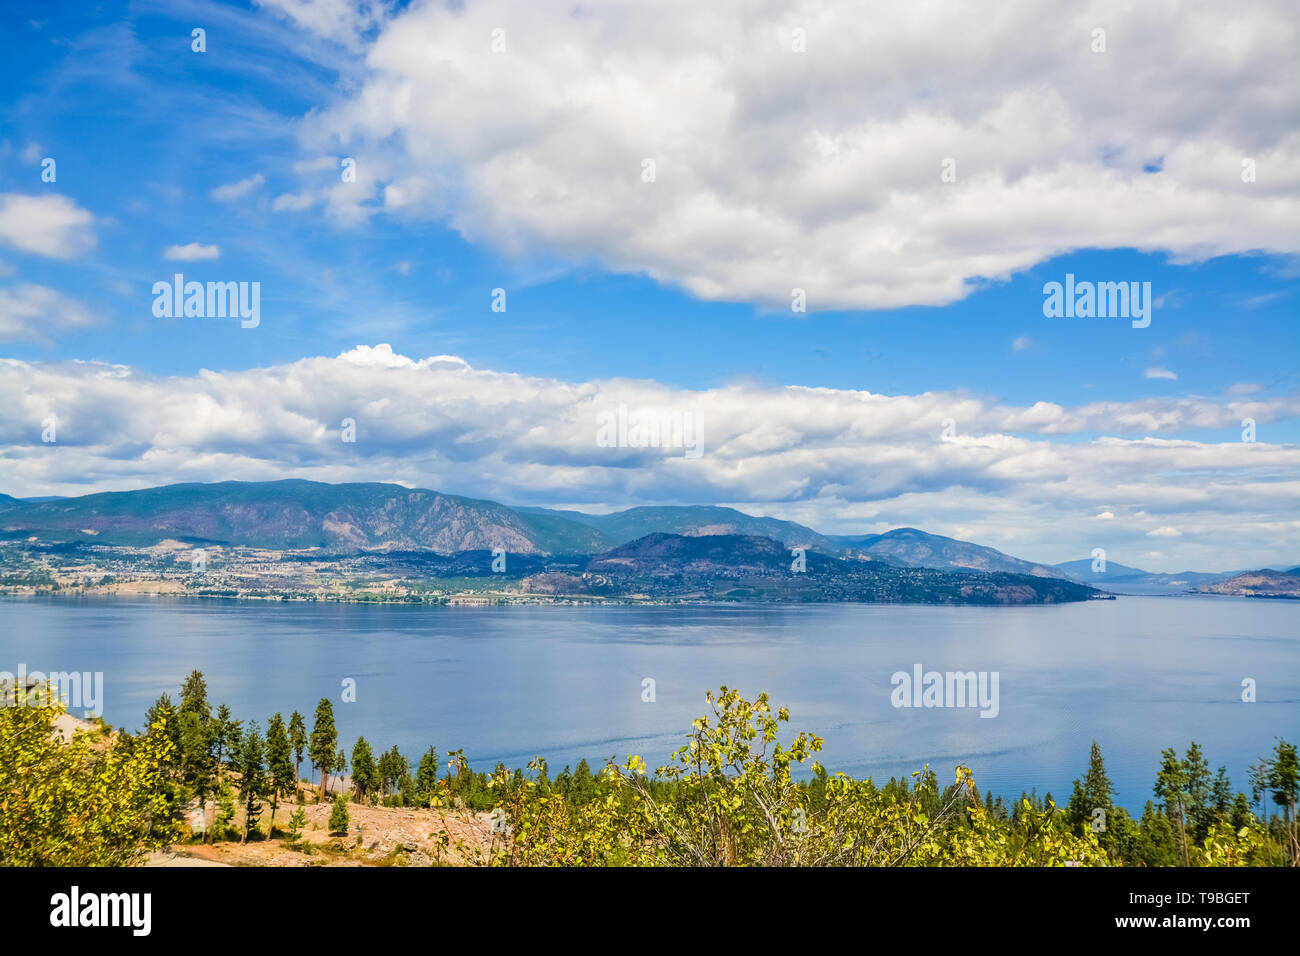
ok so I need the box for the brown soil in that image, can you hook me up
[152,793,496,867]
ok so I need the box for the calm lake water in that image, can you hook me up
[1,595,1296,812]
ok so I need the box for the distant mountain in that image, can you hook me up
[0,480,607,554]
[0,493,21,512]
[831,528,1069,579]
[585,533,1100,605]
[525,504,835,552]
[1054,559,1232,595]
[1191,570,1300,599]
[589,532,835,575]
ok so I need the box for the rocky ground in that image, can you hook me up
[151,794,497,867]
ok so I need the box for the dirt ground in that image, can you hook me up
[150,791,498,867]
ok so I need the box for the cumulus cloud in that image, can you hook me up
[0,345,1296,568]
[0,194,96,259]
[0,284,95,344]
[163,243,221,261]
[272,0,1300,310]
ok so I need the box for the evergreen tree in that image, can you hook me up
[213,777,236,843]
[213,703,240,776]
[287,806,308,843]
[179,670,211,724]
[1268,739,1299,820]
[1183,742,1212,840]
[308,698,337,802]
[1154,748,1190,865]
[351,737,378,800]
[328,793,349,835]
[415,746,440,806]
[265,713,295,837]
[1267,738,1299,864]
[177,708,215,807]
[237,721,268,844]
[288,710,307,796]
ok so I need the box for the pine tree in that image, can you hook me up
[288,710,307,797]
[213,703,239,776]
[1183,742,1212,840]
[328,793,349,835]
[351,737,378,800]
[237,721,268,844]
[1268,738,1299,864]
[213,777,236,843]
[265,713,295,837]
[179,670,211,724]
[287,806,308,843]
[1154,748,1190,865]
[415,746,440,806]
[308,698,337,803]
[334,749,348,797]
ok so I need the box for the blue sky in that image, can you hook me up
[1,0,1297,569]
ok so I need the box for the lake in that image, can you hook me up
[1,594,1295,813]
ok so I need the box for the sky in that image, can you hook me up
[0,0,1297,571]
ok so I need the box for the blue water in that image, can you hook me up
[0,595,1295,813]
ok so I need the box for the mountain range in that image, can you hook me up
[0,480,1287,593]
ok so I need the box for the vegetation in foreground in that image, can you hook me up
[1,673,1296,867]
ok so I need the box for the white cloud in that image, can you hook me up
[1145,367,1178,380]
[0,345,1296,568]
[254,0,388,51]
[1147,526,1182,537]
[163,243,221,261]
[211,174,266,202]
[1094,511,1115,520]
[276,0,1300,310]
[0,194,96,259]
[1012,335,1031,352]
[0,284,95,344]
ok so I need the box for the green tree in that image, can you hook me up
[1183,742,1212,840]
[266,713,295,837]
[288,710,307,797]
[1267,738,1299,864]
[351,737,378,800]
[377,746,408,798]
[415,746,440,806]
[237,721,268,844]
[1154,748,1191,865]
[328,794,350,835]
[213,703,240,776]
[308,698,337,802]
[287,806,308,843]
